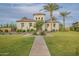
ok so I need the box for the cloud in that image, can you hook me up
[0,3,79,27]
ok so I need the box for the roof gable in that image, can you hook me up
[33,13,45,15]
[16,17,35,22]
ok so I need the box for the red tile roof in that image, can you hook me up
[16,17,35,22]
[33,13,45,15]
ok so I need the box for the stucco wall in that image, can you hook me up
[17,22,59,32]
[46,22,59,32]
[33,15,45,22]
[16,14,59,32]
[0,28,11,32]
[52,23,59,31]
[45,23,52,31]
[16,22,36,30]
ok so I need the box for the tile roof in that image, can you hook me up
[16,17,35,22]
[33,13,45,15]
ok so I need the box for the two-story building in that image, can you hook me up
[16,13,59,32]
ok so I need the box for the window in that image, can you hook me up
[39,17,40,20]
[29,23,32,27]
[47,24,49,27]
[41,17,43,20]
[21,23,24,28]
[53,24,55,27]
[36,17,37,20]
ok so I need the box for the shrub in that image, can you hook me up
[16,30,26,32]
[16,29,22,32]
[30,29,35,32]
[45,29,47,31]
[22,30,26,32]
[52,29,56,32]
[27,29,30,32]
[40,31,46,35]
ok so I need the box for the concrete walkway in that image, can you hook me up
[29,36,50,56]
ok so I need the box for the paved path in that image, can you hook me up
[29,36,50,56]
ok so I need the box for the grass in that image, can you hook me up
[0,35,34,56]
[45,31,79,56]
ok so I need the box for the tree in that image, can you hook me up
[6,23,9,28]
[41,3,59,31]
[9,23,16,31]
[0,24,3,28]
[60,11,70,31]
[35,20,44,32]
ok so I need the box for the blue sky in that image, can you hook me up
[0,3,79,27]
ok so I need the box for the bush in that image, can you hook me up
[45,29,47,31]
[33,32,37,35]
[27,29,35,32]
[22,30,26,32]
[16,29,21,32]
[27,29,30,32]
[16,29,26,32]
[30,29,35,32]
[40,31,46,35]
[52,29,56,32]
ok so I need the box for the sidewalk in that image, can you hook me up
[29,36,50,56]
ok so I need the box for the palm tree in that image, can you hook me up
[41,3,59,31]
[60,11,70,31]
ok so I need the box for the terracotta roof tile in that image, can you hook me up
[16,17,35,22]
[33,13,45,15]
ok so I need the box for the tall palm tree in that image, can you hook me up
[41,3,59,31]
[60,11,70,31]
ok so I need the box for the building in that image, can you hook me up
[72,22,79,31]
[0,28,11,32]
[16,13,59,32]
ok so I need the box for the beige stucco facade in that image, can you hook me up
[33,14,45,22]
[16,22,36,30]
[16,13,60,32]
[45,23,59,31]
[45,23,52,31]
[0,28,11,32]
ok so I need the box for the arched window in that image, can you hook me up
[21,23,24,28]
[29,23,32,27]
[39,17,40,20]
[41,17,43,20]
[53,24,55,27]
[47,24,49,27]
[36,17,37,20]
[5,29,8,32]
[0,30,3,32]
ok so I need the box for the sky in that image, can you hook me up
[0,3,79,27]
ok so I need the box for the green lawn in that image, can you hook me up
[0,35,34,56]
[45,32,79,56]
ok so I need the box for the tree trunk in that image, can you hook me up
[63,17,65,31]
[50,12,53,32]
